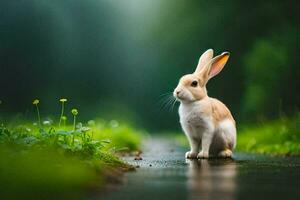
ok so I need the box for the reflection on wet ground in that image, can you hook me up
[187,159,237,200]
[97,138,300,200]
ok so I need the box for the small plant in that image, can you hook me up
[0,98,142,198]
[71,108,78,145]
[32,99,41,127]
[59,98,67,127]
[71,109,78,130]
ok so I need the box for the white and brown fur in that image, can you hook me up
[173,49,236,159]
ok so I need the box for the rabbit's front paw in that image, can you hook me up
[185,151,198,159]
[197,151,209,159]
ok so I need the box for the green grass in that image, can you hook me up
[173,115,300,156]
[0,119,143,199]
[237,115,300,156]
[88,119,142,152]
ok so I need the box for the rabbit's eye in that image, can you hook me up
[191,81,198,87]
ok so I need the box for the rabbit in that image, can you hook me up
[173,49,236,159]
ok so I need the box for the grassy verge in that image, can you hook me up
[173,115,300,156]
[0,119,143,199]
[237,115,300,156]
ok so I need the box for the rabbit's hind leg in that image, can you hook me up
[218,149,232,158]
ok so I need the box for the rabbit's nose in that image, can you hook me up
[173,89,182,97]
[175,89,183,96]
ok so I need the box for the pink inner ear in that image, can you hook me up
[210,65,222,77]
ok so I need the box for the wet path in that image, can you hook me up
[99,137,300,200]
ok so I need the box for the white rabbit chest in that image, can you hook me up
[179,101,214,137]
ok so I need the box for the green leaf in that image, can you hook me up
[57,130,72,136]
[100,139,110,144]
[71,130,82,136]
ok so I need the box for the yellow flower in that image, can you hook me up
[59,98,67,102]
[71,108,78,116]
[32,99,40,105]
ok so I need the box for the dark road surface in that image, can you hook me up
[98,137,300,200]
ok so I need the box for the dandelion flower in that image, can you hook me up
[71,108,78,116]
[59,98,67,102]
[32,99,39,105]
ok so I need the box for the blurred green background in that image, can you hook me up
[0,0,299,130]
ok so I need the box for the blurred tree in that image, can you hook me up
[242,29,300,120]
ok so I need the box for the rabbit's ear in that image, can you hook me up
[200,52,230,83]
[194,49,214,73]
